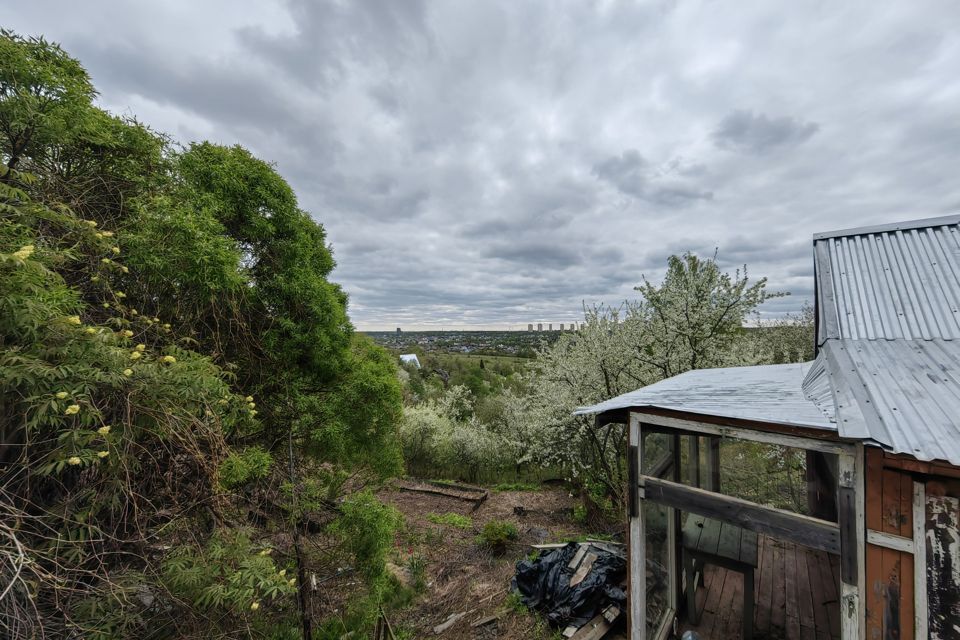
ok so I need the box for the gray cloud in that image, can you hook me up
[712,110,820,154]
[8,1,960,329]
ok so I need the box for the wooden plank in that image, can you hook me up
[739,527,759,566]
[866,448,884,542]
[757,535,775,634]
[702,564,726,616]
[628,413,644,638]
[898,471,912,538]
[707,436,721,492]
[899,551,914,640]
[912,483,927,640]
[640,414,855,455]
[698,517,722,557]
[786,542,802,640]
[880,547,902,640]
[839,485,858,584]
[865,543,885,640]
[795,542,817,633]
[716,563,742,639]
[772,539,788,635]
[807,548,830,634]
[717,521,742,561]
[866,530,914,554]
[819,548,840,638]
[569,552,598,587]
[881,469,903,535]
[641,476,841,554]
[567,611,613,640]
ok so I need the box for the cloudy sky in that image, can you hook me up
[9,1,960,330]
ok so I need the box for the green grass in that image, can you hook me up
[493,481,541,492]
[426,512,473,529]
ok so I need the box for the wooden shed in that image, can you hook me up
[577,215,960,640]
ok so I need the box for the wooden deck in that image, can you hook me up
[679,535,840,640]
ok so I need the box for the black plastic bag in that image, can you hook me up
[511,542,626,629]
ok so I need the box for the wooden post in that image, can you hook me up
[838,449,864,640]
[688,436,701,488]
[912,482,927,640]
[629,412,645,639]
[705,436,721,492]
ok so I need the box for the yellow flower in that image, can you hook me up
[217,398,228,405]
[97,425,110,436]
[245,396,254,403]
[123,368,133,376]
[91,276,100,283]
[121,266,129,274]
[249,409,258,417]
[259,548,272,556]
[288,578,296,587]
[12,245,34,260]
[56,391,69,399]
[130,309,138,316]
[162,323,171,330]
[95,232,104,239]
[66,316,81,325]
[102,302,110,308]
[101,258,111,264]
[85,327,96,334]
[129,351,141,360]
[67,456,82,466]
[121,330,133,338]
[111,246,120,255]
[278,569,286,577]
[116,291,126,298]
[85,220,97,227]
[102,231,114,237]
[135,344,146,352]
[248,402,256,409]
[161,355,176,364]
[97,450,109,459]
[250,601,260,611]
[65,404,80,416]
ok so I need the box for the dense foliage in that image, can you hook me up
[1,31,403,639]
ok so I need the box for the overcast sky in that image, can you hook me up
[9,1,960,330]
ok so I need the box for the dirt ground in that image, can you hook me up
[373,482,619,639]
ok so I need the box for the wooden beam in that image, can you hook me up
[640,414,854,456]
[639,475,841,554]
[866,529,914,553]
[838,450,864,640]
[706,436,720,492]
[628,413,645,639]
[912,482,927,640]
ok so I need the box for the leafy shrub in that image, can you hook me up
[219,446,273,488]
[426,512,472,529]
[328,491,401,584]
[476,520,519,551]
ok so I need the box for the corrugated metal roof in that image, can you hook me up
[815,339,960,465]
[815,215,960,343]
[575,362,836,431]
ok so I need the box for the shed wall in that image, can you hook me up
[865,448,914,640]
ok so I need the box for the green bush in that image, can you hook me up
[218,446,273,488]
[476,520,519,551]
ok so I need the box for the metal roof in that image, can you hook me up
[813,339,960,465]
[575,362,836,431]
[814,215,960,343]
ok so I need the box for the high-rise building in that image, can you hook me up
[537,323,543,331]
[528,324,533,331]
[560,323,564,331]
[549,323,553,331]
[396,327,402,334]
